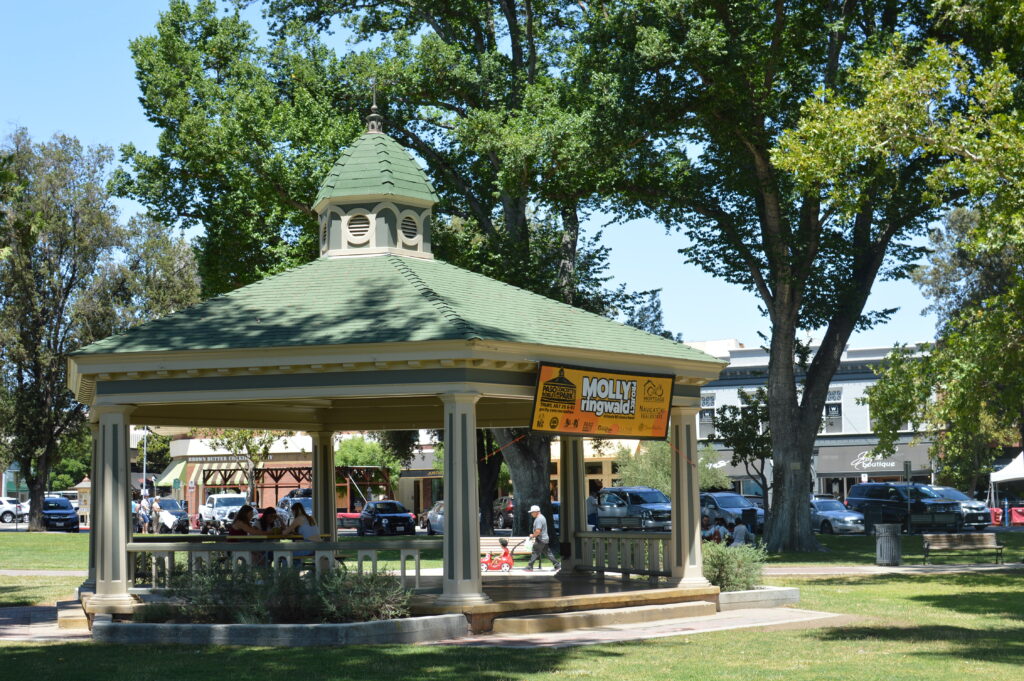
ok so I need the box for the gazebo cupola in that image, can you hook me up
[312,104,438,259]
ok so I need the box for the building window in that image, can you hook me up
[699,409,715,439]
[700,394,715,409]
[585,462,603,476]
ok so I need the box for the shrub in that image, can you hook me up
[317,569,411,622]
[133,602,180,623]
[166,563,410,624]
[701,541,766,592]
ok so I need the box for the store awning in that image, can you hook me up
[154,459,187,487]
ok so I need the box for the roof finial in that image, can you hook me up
[367,78,384,133]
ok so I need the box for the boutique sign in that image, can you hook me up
[850,451,898,470]
[530,363,674,439]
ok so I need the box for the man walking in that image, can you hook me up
[525,504,561,571]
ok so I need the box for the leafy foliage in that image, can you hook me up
[158,563,410,624]
[714,389,773,509]
[335,436,400,483]
[0,129,197,529]
[701,540,767,592]
[197,429,295,501]
[614,441,730,493]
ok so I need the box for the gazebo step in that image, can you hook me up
[491,600,717,634]
[57,599,90,630]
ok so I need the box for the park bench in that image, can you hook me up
[480,536,533,556]
[922,533,1004,564]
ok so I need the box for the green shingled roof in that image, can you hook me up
[74,255,718,365]
[314,133,438,207]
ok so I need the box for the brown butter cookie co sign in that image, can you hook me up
[530,363,674,439]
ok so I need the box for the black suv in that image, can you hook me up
[846,482,961,532]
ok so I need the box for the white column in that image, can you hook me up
[436,392,490,605]
[311,431,336,540]
[669,406,710,586]
[90,406,136,612]
[80,422,99,593]
[558,436,586,573]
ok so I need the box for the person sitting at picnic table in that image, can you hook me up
[729,519,753,547]
[227,505,269,536]
[259,507,283,534]
[282,502,320,540]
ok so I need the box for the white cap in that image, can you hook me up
[529,505,541,513]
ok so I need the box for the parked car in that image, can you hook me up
[810,498,865,534]
[198,493,248,534]
[926,485,991,531]
[0,497,23,524]
[743,495,766,509]
[493,495,515,529]
[40,496,80,532]
[700,492,765,532]
[596,486,672,531]
[153,497,190,534]
[425,500,445,535]
[845,482,961,532]
[357,500,416,536]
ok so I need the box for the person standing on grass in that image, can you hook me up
[525,504,561,571]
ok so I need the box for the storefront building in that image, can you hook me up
[690,340,934,501]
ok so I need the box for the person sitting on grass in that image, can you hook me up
[729,519,753,547]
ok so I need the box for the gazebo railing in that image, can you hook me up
[127,538,427,591]
[575,531,672,580]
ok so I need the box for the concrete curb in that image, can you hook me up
[91,613,468,646]
[717,585,800,611]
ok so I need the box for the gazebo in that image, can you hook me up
[68,107,725,614]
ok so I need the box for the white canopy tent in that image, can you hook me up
[989,451,1024,507]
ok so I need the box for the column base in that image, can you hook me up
[84,592,136,615]
[434,590,492,606]
[665,575,714,589]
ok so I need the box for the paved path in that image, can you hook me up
[0,569,87,577]
[433,607,856,648]
[0,605,91,643]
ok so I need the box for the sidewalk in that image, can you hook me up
[0,605,91,643]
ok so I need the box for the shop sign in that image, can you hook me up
[850,450,899,470]
[530,363,673,439]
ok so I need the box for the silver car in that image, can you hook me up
[425,500,445,535]
[810,498,865,534]
[926,486,991,531]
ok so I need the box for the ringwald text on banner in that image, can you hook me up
[530,363,674,439]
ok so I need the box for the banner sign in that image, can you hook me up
[530,363,674,439]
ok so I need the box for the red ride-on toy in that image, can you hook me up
[480,537,516,573]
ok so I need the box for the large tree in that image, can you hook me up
[121,0,671,536]
[574,2,1015,550]
[0,130,198,529]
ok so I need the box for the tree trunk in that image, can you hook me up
[493,428,553,535]
[557,204,580,303]
[477,430,503,536]
[762,320,822,552]
[26,476,47,532]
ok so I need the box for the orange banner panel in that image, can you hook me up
[530,363,674,440]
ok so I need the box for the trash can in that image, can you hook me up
[875,523,902,566]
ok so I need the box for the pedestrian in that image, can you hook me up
[525,504,561,571]
[586,488,600,530]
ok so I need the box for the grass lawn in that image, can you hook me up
[768,531,1024,565]
[2,570,1022,680]
[0,532,88,570]
[0,576,83,607]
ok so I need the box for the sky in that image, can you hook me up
[0,1,939,350]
